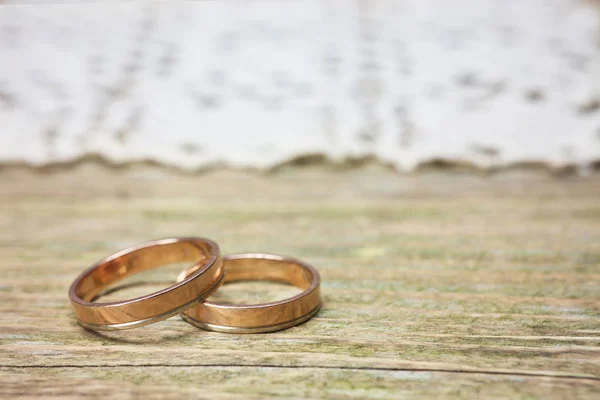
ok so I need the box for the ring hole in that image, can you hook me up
[208,281,303,305]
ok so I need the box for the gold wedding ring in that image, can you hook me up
[180,253,321,333]
[69,237,224,330]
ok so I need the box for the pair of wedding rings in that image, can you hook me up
[68,237,321,333]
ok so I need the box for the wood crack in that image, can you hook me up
[2,364,599,382]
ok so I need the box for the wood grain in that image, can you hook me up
[0,165,599,398]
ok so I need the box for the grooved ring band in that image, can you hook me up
[68,237,224,330]
[180,253,321,333]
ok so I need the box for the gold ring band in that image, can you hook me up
[69,237,224,331]
[180,253,321,333]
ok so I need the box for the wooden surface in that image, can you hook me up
[1,165,599,399]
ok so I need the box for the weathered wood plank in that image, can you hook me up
[2,1,600,169]
[2,367,600,399]
[0,166,599,398]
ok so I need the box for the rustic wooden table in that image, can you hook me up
[1,164,599,398]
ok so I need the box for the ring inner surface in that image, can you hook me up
[213,257,313,296]
[76,241,211,303]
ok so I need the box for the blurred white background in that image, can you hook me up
[1,0,600,170]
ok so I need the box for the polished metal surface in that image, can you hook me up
[181,253,321,333]
[69,237,224,330]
